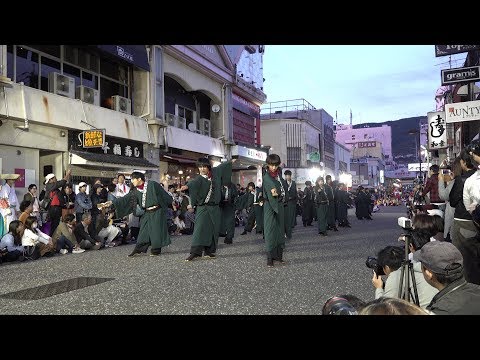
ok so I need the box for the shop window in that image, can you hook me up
[15,47,39,89]
[154,46,163,119]
[27,45,61,59]
[100,77,127,109]
[287,147,301,168]
[6,45,14,80]
[100,57,124,81]
[64,45,77,64]
[81,71,98,90]
[63,63,81,89]
[177,105,195,128]
[40,56,61,92]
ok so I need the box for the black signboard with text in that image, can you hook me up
[69,130,144,159]
[435,45,480,57]
[441,66,480,85]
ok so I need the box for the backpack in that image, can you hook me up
[40,191,53,211]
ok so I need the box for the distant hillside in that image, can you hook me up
[352,116,427,164]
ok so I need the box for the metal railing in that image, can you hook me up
[260,98,316,118]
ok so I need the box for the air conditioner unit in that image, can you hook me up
[177,116,186,129]
[165,113,186,129]
[48,72,75,98]
[166,113,176,127]
[112,95,131,115]
[199,118,211,137]
[75,85,99,106]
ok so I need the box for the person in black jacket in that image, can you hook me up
[354,186,372,220]
[284,170,297,239]
[302,181,315,227]
[414,241,480,314]
[449,150,478,284]
[44,169,71,236]
[325,175,338,231]
[336,183,351,227]
[73,212,102,250]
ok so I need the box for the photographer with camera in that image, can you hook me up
[369,243,438,309]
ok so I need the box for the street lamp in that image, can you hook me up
[408,129,421,182]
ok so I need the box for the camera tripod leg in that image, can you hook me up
[397,234,420,307]
[408,261,420,306]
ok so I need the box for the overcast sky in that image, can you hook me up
[262,45,467,124]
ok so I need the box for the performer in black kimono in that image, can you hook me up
[302,181,315,227]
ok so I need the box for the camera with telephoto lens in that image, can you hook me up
[365,256,385,276]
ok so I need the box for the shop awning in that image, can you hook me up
[70,150,158,170]
[160,153,198,164]
[96,45,150,71]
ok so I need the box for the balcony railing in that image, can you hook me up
[260,98,316,120]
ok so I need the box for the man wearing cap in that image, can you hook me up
[414,241,480,314]
[74,182,92,223]
[179,157,235,261]
[44,169,71,236]
[0,174,20,236]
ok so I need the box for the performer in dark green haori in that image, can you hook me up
[219,182,238,244]
[283,170,297,239]
[101,171,175,257]
[262,154,288,268]
[180,157,235,261]
[314,176,329,236]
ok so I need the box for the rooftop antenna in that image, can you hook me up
[350,109,353,127]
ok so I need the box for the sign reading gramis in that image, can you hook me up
[435,45,480,57]
[441,66,480,85]
[427,111,448,150]
[82,129,105,148]
[445,100,480,123]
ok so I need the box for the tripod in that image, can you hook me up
[397,234,420,306]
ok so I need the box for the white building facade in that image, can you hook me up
[335,124,393,162]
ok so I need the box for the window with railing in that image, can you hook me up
[287,147,301,168]
[6,45,131,110]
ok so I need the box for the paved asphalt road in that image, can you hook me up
[0,206,409,315]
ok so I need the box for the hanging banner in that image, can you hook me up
[427,111,448,150]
